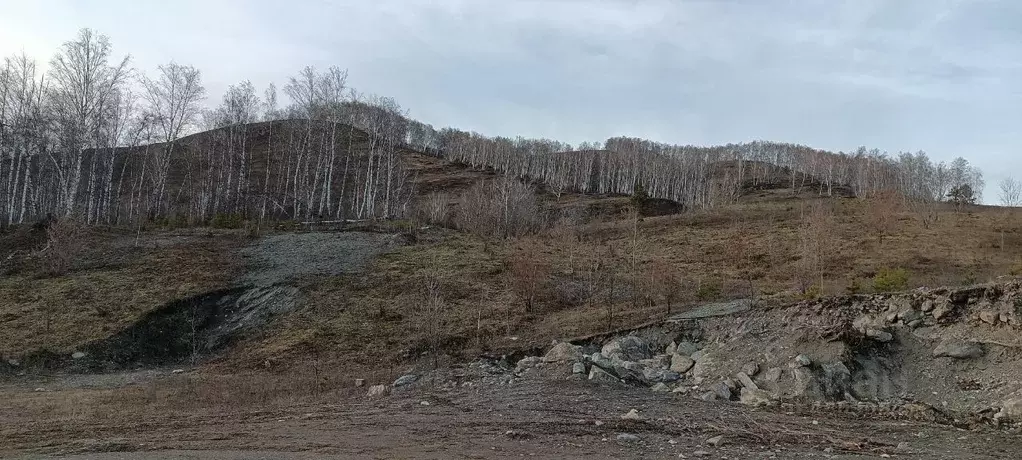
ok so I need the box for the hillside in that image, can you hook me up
[2,128,1021,459]
[0,130,1018,369]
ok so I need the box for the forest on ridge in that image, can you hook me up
[0,28,989,228]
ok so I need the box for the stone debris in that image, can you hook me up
[621,409,642,420]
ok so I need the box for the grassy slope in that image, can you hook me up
[3,147,1021,370]
[0,228,243,357]
[228,188,1022,370]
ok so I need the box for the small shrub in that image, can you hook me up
[42,217,85,276]
[695,281,720,301]
[454,178,543,239]
[800,284,822,300]
[211,213,244,229]
[275,220,302,232]
[872,267,909,293]
[845,278,863,295]
[416,192,451,226]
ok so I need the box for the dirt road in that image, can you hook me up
[3,369,1022,460]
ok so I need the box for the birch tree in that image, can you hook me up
[46,28,130,217]
[140,62,205,216]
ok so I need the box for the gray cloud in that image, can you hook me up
[1,0,1019,200]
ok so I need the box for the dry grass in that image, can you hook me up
[0,229,243,356]
[224,195,1022,369]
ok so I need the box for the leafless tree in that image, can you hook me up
[999,177,1021,207]
[140,61,205,216]
[46,28,131,217]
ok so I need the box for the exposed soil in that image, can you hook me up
[1,231,407,374]
[239,231,406,287]
[2,364,1021,459]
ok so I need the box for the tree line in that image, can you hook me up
[0,28,989,228]
[0,29,411,227]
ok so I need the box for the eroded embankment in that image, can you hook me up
[516,279,1022,427]
[1,231,408,375]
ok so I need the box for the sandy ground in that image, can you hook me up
[3,368,1022,460]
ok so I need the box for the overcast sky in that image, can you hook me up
[1,0,1019,200]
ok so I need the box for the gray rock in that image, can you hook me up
[698,391,718,402]
[515,356,542,374]
[691,351,717,383]
[7,359,19,367]
[933,341,985,359]
[621,408,642,420]
[354,378,365,387]
[690,350,706,362]
[790,366,819,399]
[763,367,783,382]
[739,387,773,406]
[693,450,712,457]
[675,341,700,357]
[171,369,185,374]
[640,354,671,369]
[706,435,724,447]
[932,302,952,320]
[714,382,733,401]
[866,328,893,342]
[820,362,851,398]
[794,354,812,367]
[617,433,640,443]
[642,366,681,383]
[741,362,759,377]
[589,365,622,384]
[651,382,671,392]
[736,372,759,390]
[590,352,614,370]
[393,374,419,387]
[670,354,696,373]
[612,359,648,383]
[665,341,678,355]
[366,384,389,397]
[71,351,86,360]
[979,310,999,325]
[907,319,923,328]
[601,335,652,361]
[544,342,583,362]
[899,309,924,323]
[996,397,1022,422]
[572,362,587,374]
[920,300,934,312]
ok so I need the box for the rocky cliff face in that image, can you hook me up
[520,279,1022,427]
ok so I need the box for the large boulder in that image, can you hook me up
[933,341,985,359]
[996,397,1022,423]
[544,342,583,362]
[393,374,419,387]
[601,335,652,362]
[642,367,681,383]
[589,365,622,384]
[691,351,718,384]
[589,353,644,383]
[670,354,696,373]
[736,372,758,390]
[675,341,700,357]
[739,387,773,406]
[515,356,543,374]
[819,362,851,398]
[639,355,671,369]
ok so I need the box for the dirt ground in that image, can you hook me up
[3,366,1022,460]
